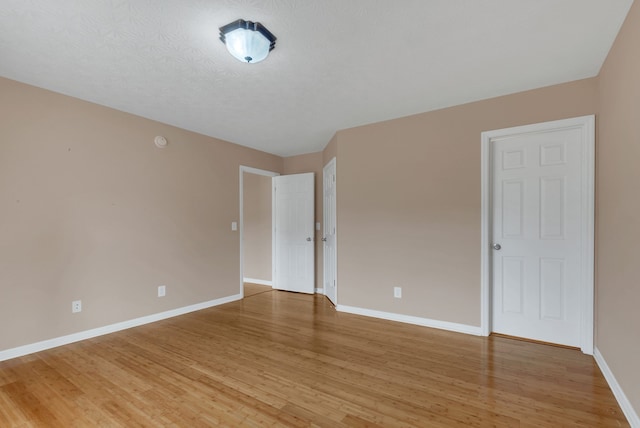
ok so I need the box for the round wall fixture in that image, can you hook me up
[154,136,168,148]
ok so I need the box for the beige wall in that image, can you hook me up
[596,0,640,414]
[242,172,272,282]
[283,152,325,290]
[323,134,338,166]
[0,77,282,351]
[335,78,597,325]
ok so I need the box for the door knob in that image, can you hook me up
[321,237,327,242]
[493,244,501,250]
[306,237,312,242]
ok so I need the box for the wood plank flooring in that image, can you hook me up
[0,290,629,427]
[243,282,273,298]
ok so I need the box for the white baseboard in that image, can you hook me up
[594,347,640,427]
[0,293,242,362]
[243,278,273,286]
[315,288,324,294]
[336,305,483,336]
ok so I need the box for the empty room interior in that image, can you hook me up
[1,1,639,426]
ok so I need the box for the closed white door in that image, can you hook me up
[323,158,337,305]
[273,173,315,294]
[489,118,593,348]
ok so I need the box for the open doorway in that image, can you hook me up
[239,166,278,297]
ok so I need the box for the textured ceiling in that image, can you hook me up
[0,1,633,156]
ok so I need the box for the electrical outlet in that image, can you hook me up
[72,300,82,313]
[158,285,166,297]
[394,287,402,299]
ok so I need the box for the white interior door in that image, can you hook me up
[323,158,337,305]
[488,117,594,349]
[273,173,315,294]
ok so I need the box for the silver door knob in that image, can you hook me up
[321,237,327,242]
[306,237,312,242]
[493,244,501,250]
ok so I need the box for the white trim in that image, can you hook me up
[243,278,273,287]
[315,288,324,294]
[581,116,596,355]
[271,177,277,290]
[239,166,278,176]
[0,294,242,362]
[239,165,279,298]
[480,135,491,336]
[336,305,482,336]
[594,348,640,427]
[480,115,595,354]
[322,157,338,305]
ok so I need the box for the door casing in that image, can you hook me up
[480,115,595,354]
[323,157,337,305]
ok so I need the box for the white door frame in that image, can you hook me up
[480,115,595,354]
[323,157,337,305]
[239,165,279,298]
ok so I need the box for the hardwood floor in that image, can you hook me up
[243,282,273,298]
[0,291,629,427]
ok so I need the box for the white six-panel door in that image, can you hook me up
[482,116,594,352]
[273,173,315,294]
[323,158,337,305]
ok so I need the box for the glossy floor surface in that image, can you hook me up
[0,289,629,427]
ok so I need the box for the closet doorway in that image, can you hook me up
[240,166,278,297]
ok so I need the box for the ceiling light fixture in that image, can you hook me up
[219,19,276,64]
